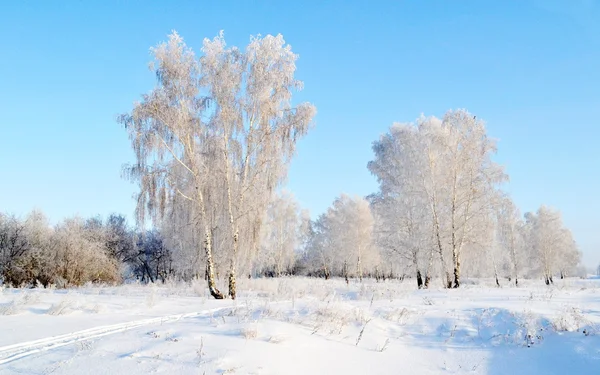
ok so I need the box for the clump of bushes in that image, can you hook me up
[0,212,123,287]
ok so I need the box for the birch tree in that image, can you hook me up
[496,196,524,286]
[432,111,507,288]
[119,31,315,299]
[369,110,506,288]
[524,206,581,284]
[488,214,507,287]
[369,124,434,288]
[306,194,378,281]
[306,215,334,279]
[256,191,302,277]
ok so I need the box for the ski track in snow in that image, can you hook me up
[0,306,232,365]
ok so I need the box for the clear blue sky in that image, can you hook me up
[1,1,598,267]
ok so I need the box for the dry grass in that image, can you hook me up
[0,300,20,315]
[47,299,74,315]
[240,325,259,340]
[267,334,287,344]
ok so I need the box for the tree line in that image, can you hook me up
[0,212,178,287]
[333,112,580,288]
[1,31,582,294]
[0,186,581,290]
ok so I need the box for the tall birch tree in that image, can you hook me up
[119,31,315,299]
[369,110,506,288]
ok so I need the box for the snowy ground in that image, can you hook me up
[1,277,600,375]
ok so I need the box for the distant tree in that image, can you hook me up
[368,110,506,288]
[48,217,120,287]
[495,196,525,286]
[19,211,54,286]
[0,214,30,285]
[82,214,137,279]
[104,214,135,263]
[306,214,333,279]
[524,206,581,285]
[256,191,302,277]
[292,208,313,275]
[306,194,378,281]
[132,230,173,283]
[368,124,434,288]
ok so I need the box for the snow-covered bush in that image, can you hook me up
[47,218,120,287]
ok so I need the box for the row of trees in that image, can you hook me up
[0,185,581,290]
[301,195,581,289]
[302,111,581,288]
[0,191,310,288]
[0,212,119,287]
[0,211,188,287]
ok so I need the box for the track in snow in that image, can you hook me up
[0,306,231,365]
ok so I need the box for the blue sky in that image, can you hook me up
[0,1,598,266]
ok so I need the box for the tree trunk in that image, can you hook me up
[446,274,453,289]
[413,249,422,289]
[143,261,154,283]
[416,269,423,289]
[433,218,451,288]
[343,260,349,285]
[440,247,452,288]
[204,230,224,299]
[438,251,451,288]
[509,240,519,288]
[228,261,236,300]
[452,248,460,288]
[424,246,435,289]
[228,230,239,299]
[424,274,431,289]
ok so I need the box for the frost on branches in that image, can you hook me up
[366,110,581,288]
[119,31,315,299]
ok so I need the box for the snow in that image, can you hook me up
[1,277,600,375]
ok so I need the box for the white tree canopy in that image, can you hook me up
[119,31,315,298]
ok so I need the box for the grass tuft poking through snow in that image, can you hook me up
[47,299,74,316]
[0,300,21,315]
[240,325,259,340]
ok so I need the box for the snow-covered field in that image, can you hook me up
[1,277,600,375]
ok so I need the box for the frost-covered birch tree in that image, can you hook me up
[255,191,302,277]
[368,124,434,288]
[200,33,315,298]
[306,194,378,281]
[524,206,580,285]
[119,31,315,299]
[495,196,524,286]
[369,110,506,288]
[431,111,507,288]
